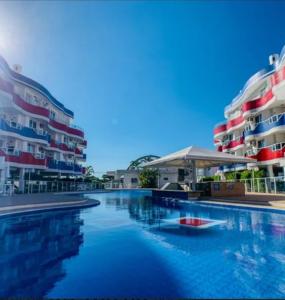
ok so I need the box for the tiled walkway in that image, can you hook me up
[204,192,285,209]
[0,191,103,215]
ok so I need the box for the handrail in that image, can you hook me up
[246,142,285,156]
[70,124,84,131]
[225,67,275,113]
[245,112,284,132]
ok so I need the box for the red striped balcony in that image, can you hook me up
[75,148,83,155]
[248,143,285,162]
[242,89,274,113]
[13,94,50,119]
[217,145,223,152]
[214,123,227,137]
[49,140,78,153]
[0,77,50,119]
[214,139,221,146]
[222,137,244,151]
[80,140,87,147]
[4,151,46,166]
[49,119,84,139]
[214,115,244,137]
[226,115,245,131]
[271,66,285,86]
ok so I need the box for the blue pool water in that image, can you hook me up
[1,190,285,298]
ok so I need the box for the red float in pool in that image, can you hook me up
[163,217,226,229]
[180,217,210,227]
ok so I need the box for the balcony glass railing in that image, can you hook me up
[0,119,49,142]
[47,159,83,173]
[246,142,285,161]
[225,66,275,113]
[222,136,244,150]
[244,113,285,138]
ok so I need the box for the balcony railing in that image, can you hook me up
[213,123,227,136]
[271,66,285,86]
[0,76,85,139]
[13,94,50,119]
[225,66,275,114]
[49,139,82,154]
[244,113,285,138]
[1,149,46,166]
[0,119,49,143]
[222,137,244,151]
[47,159,83,173]
[247,142,285,161]
[214,115,245,137]
[49,119,84,138]
[242,89,274,114]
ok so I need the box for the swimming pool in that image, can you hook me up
[1,190,285,298]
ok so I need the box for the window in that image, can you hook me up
[50,111,56,120]
[26,92,33,103]
[245,124,251,131]
[27,143,35,154]
[258,139,265,149]
[29,120,37,129]
[163,177,168,181]
[255,114,262,124]
[269,115,278,124]
[7,145,15,154]
[178,169,185,182]
[131,178,138,184]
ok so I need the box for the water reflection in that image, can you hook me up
[126,195,285,298]
[0,209,84,297]
[1,192,285,298]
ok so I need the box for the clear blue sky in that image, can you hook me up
[0,1,284,176]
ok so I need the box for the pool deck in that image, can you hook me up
[2,190,285,216]
[0,191,105,216]
[203,192,285,210]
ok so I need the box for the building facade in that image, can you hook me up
[0,55,87,190]
[105,167,213,189]
[214,46,285,177]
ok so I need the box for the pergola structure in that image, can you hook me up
[144,146,256,190]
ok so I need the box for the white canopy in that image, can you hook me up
[143,146,255,169]
[143,146,256,190]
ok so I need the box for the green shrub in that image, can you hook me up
[240,170,252,180]
[201,176,214,182]
[139,169,158,188]
[225,172,236,180]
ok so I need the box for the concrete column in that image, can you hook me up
[5,165,10,180]
[267,165,274,178]
[157,168,160,189]
[192,160,197,191]
[266,165,274,193]
[19,168,25,193]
